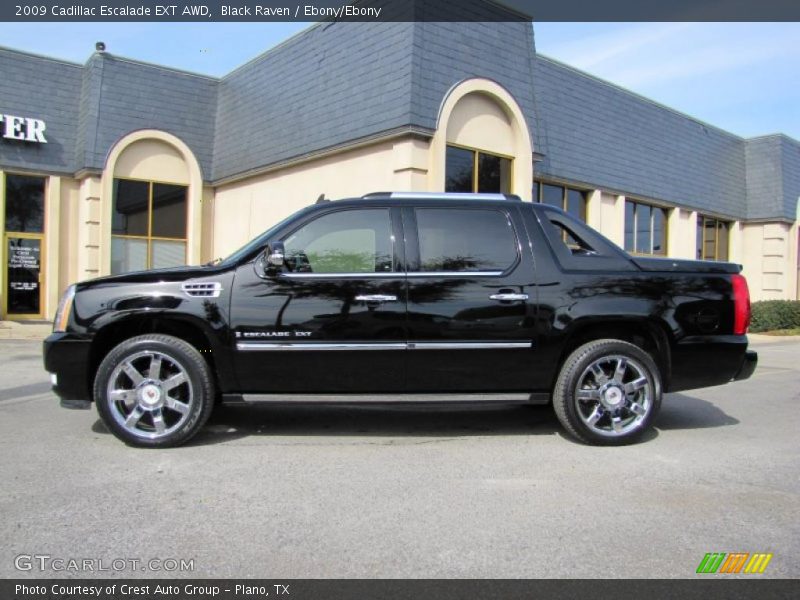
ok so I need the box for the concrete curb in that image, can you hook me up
[748,333,800,344]
[0,321,52,341]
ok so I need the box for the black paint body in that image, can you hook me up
[43,198,756,403]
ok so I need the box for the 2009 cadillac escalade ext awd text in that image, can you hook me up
[43,192,757,447]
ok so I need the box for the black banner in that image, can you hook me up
[2,0,800,22]
[2,580,799,600]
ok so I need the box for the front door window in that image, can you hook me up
[283,209,394,274]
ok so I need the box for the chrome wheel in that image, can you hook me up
[106,350,194,440]
[575,354,652,438]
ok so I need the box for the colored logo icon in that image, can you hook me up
[696,552,773,574]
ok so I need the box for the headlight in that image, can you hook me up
[53,285,76,333]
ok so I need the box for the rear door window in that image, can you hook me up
[415,208,518,273]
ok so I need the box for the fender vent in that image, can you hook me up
[182,282,222,298]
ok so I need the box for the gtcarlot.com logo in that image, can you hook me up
[696,552,773,574]
[14,554,195,573]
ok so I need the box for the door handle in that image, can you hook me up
[355,294,398,303]
[489,293,529,302]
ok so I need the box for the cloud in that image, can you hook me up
[541,23,800,89]
[608,26,800,88]
[536,23,800,139]
[547,23,696,72]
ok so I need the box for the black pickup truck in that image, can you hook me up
[43,192,756,447]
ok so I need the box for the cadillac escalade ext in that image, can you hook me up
[43,192,757,447]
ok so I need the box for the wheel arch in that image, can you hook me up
[556,318,672,391]
[88,314,224,401]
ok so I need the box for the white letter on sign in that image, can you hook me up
[4,115,25,140]
[25,118,47,143]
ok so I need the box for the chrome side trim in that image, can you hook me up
[237,392,534,403]
[281,272,402,279]
[409,342,531,350]
[237,341,532,351]
[279,271,504,279]
[236,342,406,351]
[407,271,503,278]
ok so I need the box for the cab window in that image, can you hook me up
[546,217,597,256]
[415,208,518,272]
[283,209,394,274]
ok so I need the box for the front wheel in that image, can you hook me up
[94,334,214,448]
[553,339,662,445]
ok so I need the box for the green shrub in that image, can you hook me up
[750,300,800,332]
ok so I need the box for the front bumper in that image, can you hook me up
[733,349,758,381]
[43,332,92,402]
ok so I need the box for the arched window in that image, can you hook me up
[433,80,533,200]
[111,178,188,274]
[106,136,194,275]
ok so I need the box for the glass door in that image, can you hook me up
[3,174,46,319]
[5,234,43,317]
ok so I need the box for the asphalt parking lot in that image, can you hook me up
[0,336,797,579]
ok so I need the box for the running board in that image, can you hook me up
[222,392,550,405]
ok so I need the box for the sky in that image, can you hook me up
[2,21,798,140]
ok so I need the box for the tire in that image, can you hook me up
[94,334,214,448]
[552,339,662,446]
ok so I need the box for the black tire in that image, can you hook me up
[552,339,662,446]
[94,334,214,448]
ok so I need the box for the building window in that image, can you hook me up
[624,200,668,255]
[4,174,46,317]
[534,181,587,222]
[696,216,730,261]
[445,145,511,193]
[111,178,187,274]
[5,174,45,233]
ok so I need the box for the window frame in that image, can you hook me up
[111,176,188,274]
[696,215,731,261]
[406,205,522,277]
[445,143,514,194]
[533,180,588,222]
[623,198,669,256]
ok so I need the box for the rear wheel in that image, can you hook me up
[94,334,214,448]
[553,339,661,445]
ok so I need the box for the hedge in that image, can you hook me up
[749,300,800,333]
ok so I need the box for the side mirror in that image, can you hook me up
[255,241,286,278]
[267,241,285,267]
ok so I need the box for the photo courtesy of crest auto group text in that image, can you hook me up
[0,0,799,596]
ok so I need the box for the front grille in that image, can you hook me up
[182,282,222,298]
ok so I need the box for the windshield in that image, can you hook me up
[216,209,310,267]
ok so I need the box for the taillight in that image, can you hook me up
[731,274,751,335]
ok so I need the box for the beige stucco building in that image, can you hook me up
[1,17,798,320]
